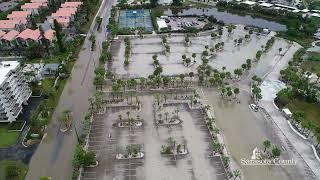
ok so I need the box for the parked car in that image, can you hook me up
[250,104,259,112]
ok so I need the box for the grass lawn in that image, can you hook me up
[287,99,320,127]
[301,60,320,75]
[0,160,28,180]
[0,126,19,148]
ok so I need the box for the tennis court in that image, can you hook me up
[118,9,153,31]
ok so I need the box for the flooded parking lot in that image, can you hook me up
[81,95,228,180]
[111,25,277,78]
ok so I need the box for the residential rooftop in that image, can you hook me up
[0,30,5,38]
[0,20,23,30]
[1,30,19,41]
[21,2,47,9]
[7,11,31,19]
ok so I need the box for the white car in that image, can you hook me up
[250,104,259,112]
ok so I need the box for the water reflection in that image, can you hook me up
[163,8,287,31]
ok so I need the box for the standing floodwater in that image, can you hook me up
[163,8,287,31]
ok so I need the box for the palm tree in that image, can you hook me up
[118,114,122,121]
[185,58,191,67]
[233,170,241,180]
[263,140,271,152]
[211,142,222,154]
[271,146,281,157]
[126,111,130,120]
[164,112,169,122]
[192,53,196,62]
[233,88,240,99]
[155,94,161,106]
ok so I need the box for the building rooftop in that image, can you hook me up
[17,28,36,40]
[7,11,31,19]
[0,61,19,85]
[0,20,20,29]
[61,1,82,8]
[242,0,256,5]
[310,13,320,18]
[31,0,48,3]
[50,17,70,24]
[21,2,47,9]
[0,30,6,38]
[53,8,77,17]
[259,2,273,8]
[157,18,167,31]
[44,29,55,40]
[1,30,19,41]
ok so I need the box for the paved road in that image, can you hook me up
[25,0,115,179]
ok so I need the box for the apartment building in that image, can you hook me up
[0,61,32,123]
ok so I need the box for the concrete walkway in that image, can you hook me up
[25,0,115,178]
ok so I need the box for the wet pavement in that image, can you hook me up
[112,25,274,78]
[25,0,116,178]
[82,95,228,180]
[201,89,312,180]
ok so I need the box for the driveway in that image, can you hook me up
[25,0,115,178]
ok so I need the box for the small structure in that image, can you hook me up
[158,0,172,5]
[40,63,59,77]
[259,2,273,8]
[156,18,168,31]
[242,0,256,6]
[282,108,292,119]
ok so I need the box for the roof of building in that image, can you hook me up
[1,30,19,41]
[40,63,59,76]
[50,17,70,24]
[282,108,292,115]
[0,61,19,85]
[242,0,256,5]
[310,13,320,18]
[54,8,77,16]
[0,20,20,29]
[0,30,6,38]
[17,28,40,40]
[274,3,297,10]
[21,2,47,10]
[7,11,31,19]
[31,0,48,3]
[61,1,82,8]
[44,29,55,40]
[157,18,167,30]
[157,0,172,4]
[259,2,273,8]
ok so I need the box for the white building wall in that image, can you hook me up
[0,62,32,123]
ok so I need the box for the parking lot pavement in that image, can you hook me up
[82,96,228,180]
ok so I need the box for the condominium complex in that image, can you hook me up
[0,61,31,123]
